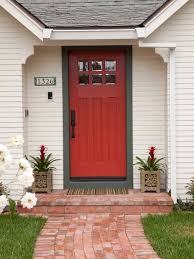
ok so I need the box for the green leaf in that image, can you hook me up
[28,152,60,172]
[135,155,165,172]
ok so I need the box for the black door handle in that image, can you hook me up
[70,110,76,138]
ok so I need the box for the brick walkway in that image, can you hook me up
[34,214,160,259]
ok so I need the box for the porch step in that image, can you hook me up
[18,190,173,216]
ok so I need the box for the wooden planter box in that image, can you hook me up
[32,170,53,193]
[140,170,160,193]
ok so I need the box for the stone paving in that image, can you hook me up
[34,214,160,259]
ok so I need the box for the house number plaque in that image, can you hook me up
[34,77,56,87]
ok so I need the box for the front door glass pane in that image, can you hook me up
[79,61,89,71]
[105,74,116,84]
[92,61,102,71]
[105,61,116,71]
[92,74,102,85]
[79,74,89,85]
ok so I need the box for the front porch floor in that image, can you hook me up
[18,189,173,216]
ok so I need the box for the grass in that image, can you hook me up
[142,212,194,259]
[0,214,46,259]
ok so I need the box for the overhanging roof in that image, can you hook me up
[0,0,190,40]
[15,0,169,29]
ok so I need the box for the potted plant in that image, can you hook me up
[135,147,165,193]
[28,145,58,193]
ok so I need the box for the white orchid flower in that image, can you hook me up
[8,136,24,148]
[21,192,37,209]
[18,169,34,188]
[0,138,37,214]
[0,144,12,172]
[17,158,31,173]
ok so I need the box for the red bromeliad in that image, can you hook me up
[28,145,59,172]
[135,146,164,172]
[149,146,156,160]
[40,145,46,161]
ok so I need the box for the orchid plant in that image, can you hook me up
[135,146,165,172]
[0,136,37,215]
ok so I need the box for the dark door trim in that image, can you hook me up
[62,46,133,189]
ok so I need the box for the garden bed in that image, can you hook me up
[0,215,46,259]
[142,212,194,259]
[175,199,194,211]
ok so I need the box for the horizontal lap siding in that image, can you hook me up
[0,8,23,195]
[146,0,194,199]
[26,46,167,190]
[0,6,169,192]
[133,46,166,189]
[25,47,63,190]
[0,7,40,197]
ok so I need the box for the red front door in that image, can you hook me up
[69,50,126,178]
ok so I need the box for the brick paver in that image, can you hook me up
[34,214,160,259]
[18,190,173,216]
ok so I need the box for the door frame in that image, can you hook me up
[62,46,133,189]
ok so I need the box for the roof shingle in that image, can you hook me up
[15,0,169,29]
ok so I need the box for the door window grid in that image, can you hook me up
[78,60,116,86]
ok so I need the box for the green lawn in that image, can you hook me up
[0,215,46,259]
[142,212,194,259]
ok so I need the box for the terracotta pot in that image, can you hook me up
[140,170,160,193]
[32,170,53,193]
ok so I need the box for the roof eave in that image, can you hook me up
[142,0,190,38]
[49,28,138,41]
[0,0,46,40]
[0,0,190,41]
[13,0,47,28]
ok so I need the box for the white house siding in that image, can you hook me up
[25,46,166,191]
[133,46,167,189]
[0,7,40,196]
[0,7,167,192]
[146,0,194,199]
[25,46,64,190]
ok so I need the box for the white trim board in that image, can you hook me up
[169,48,177,203]
[138,41,177,203]
[0,0,191,41]
[144,0,190,37]
[50,29,137,41]
[0,0,45,40]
